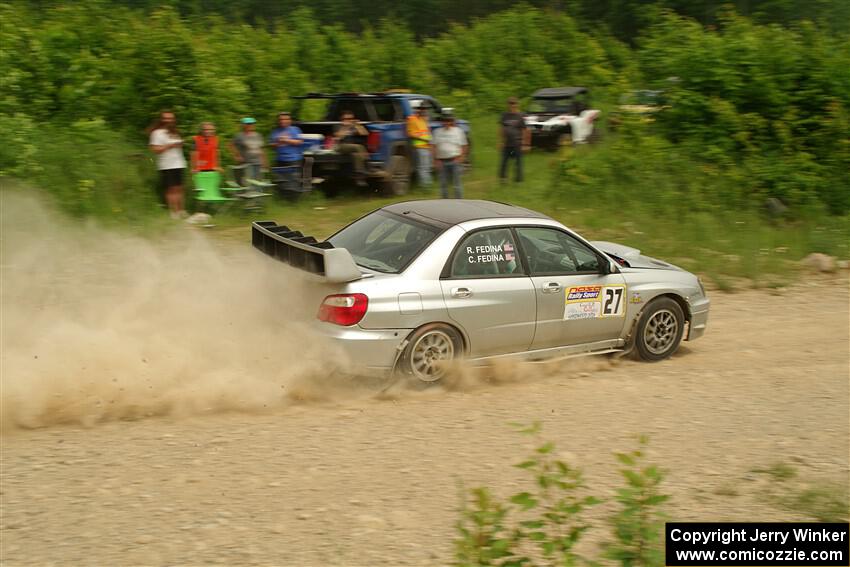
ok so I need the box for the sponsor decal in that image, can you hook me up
[630,292,643,304]
[566,285,602,302]
[564,285,626,319]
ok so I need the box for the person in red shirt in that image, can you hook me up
[191,122,221,172]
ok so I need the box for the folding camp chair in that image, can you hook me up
[272,156,314,200]
[224,164,273,213]
[193,171,236,215]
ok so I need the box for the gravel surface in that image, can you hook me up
[2,280,848,566]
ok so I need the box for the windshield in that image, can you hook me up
[528,98,573,114]
[327,211,440,273]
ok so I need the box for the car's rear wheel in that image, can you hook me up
[399,323,463,383]
[634,297,685,361]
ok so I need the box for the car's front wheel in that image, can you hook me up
[399,323,463,383]
[634,297,685,361]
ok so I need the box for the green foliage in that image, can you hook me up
[0,118,158,222]
[455,423,599,566]
[23,0,850,40]
[455,425,669,567]
[638,11,850,213]
[604,436,668,567]
[455,487,519,566]
[2,0,848,236]
[551,121,850,285]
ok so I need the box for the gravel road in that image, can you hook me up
[2,279,848,566]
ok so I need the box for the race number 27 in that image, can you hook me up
[602,287,624,316]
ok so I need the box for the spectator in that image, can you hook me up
[407,102,432,187]
[229,117,267,183]
[269,112,304,194]
[333,110,369,186]
[190,122,221,173]
[499,97,530,183]
[432,112,468,199]
[148,110,188,219]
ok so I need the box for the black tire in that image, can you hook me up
[634,297,685,362]
[383,154,410,196]
[398,323,463,383]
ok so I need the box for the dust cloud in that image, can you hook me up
[0,192,347,430]
[0,192,621,431]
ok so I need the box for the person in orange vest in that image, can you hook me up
[406,102,432,187]
[191,122,222,172]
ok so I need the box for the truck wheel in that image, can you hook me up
[383,155,410,196]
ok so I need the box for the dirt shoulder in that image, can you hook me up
[2,280,848,566]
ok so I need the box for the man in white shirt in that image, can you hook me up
[148,111,188,219]
[432,113,468,199]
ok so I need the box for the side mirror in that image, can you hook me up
[600,258,620,275]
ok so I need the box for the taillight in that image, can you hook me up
[317,293,368,326]
[366,131,381,153]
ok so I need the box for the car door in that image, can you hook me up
[516,226,628,350]
[440,227,536,358]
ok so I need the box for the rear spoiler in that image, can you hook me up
[251,221,363,283]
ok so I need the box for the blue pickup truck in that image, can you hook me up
[293,92,471,195]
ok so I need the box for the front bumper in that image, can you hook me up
[687,297,710,341]
[314,322,412,372]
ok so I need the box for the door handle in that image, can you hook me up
[451,287,472,298]
[542,282,562,294]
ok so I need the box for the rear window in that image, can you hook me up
[327,211,439,273]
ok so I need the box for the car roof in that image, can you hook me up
[382,199,550,228]
[531,87,588,99]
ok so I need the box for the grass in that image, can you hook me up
[751,460,849,522]
[784,485,850,523]
[751,461,798,481]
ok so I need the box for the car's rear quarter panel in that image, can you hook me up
[345,226,465,331]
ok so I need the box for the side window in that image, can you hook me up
[450,228,522,278]
[373,100,399,122]
[516,227,600,275]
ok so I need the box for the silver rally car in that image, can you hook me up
[252,200,709,382]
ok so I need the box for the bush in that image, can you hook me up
[0,116,159,222]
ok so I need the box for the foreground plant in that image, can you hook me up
[603,435,668,567]
[455,422,599,566]
[455,427,670,567]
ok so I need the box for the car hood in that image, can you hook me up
[590,241,682,271]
